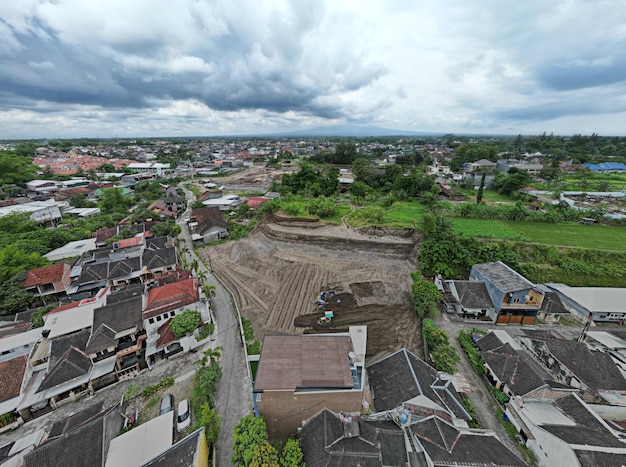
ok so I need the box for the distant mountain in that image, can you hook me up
[263,125,444,138]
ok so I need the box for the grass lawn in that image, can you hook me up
[504,221,626,251]
[321,204,351,224]
[451,218,531,240]
[383,201,427,228]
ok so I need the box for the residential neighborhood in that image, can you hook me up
[0,135,625,466]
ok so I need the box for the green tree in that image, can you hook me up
[411,279,442,319]
[151,221,181,237]
[250,442,279,467]
[197,346,223,366]
[476,173,486,204]
[279,438,304,467]
[232,415,269,467]
[198,403,221,443]
[31,304,56,327]
[0,245,48,285]
[170,309,202,338]
[0,271,36,316]
[99,188,132,214]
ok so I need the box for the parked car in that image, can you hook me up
[159,394,174,416]
[176,399,191,433]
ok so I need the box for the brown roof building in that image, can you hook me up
[254,326,367,439]
[23,263,72,303]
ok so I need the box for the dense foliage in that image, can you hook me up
[411,278,442,319]
[232,415,304,467]
[458,330,485,374]
[170,309,202,338]
[422,318,459,374]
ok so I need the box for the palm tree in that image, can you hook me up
[202,285,216,300]
[196,270,207,284]
[197,346,223,366]
[191,259,199,275]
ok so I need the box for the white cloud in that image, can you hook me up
[1,0,626,137]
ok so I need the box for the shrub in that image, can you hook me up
[422,319,459,374]
[170,309,202,338]
[489,385,510,405]
[198,323,215,341]
[458,330,485,374]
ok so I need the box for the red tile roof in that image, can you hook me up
[156,319,175,348]
[23,263,68,288]
[143,278,199,319]
[0,355,28,403]
[244,197,269,210]
[114,236,143,249]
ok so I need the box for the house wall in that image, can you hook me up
[518,339,583,390]
[506,403,578,467]
[257,389,364,439]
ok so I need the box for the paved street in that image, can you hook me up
[177,184,253,466]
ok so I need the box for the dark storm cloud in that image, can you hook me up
[0,1,386,120]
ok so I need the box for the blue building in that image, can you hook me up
[470,261,544,324]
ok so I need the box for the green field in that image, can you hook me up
[452,217,626,251]
[451,218,530,240]
[383,201,427,227]
[504,221,626,251]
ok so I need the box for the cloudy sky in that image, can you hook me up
[2,0,626,138]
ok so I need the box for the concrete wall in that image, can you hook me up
[257,389,364,439]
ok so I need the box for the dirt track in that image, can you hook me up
[197,214,423,361]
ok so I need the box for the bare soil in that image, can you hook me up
[197,213,423,361]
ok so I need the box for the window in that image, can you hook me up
[156,315,162,322]
[149,318,155,324]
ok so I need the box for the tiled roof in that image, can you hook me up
[452,280,494,309]
[367,348,470,420]
[0,355,28,403]
[85,324,117,354]
[541,339,626,391]
[145,236,169,250]
[23,263,69,288]
[143,277,199,319]
[108,257,141,280]
[471,261,534,293]
[190,206,227,235]
[23,404,123,467]
[475,332,505,352]
[142,247,177,271]
[411,416,527,466]
[156,319,175,348]
[93,226,117,244]
[244,197,269,210]
[300,409,407,467]
[481,343,551,396]
[575,450,626,466]
[114,236,144,249]
[37,346,92,392]
[92,295,143,334]
[142,428,205,467]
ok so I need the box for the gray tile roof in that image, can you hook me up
[411,416,527,466]
[574,450,626,467]
[541,339,626,391]
[481,343,552,397]
[452,280,494,309]
[142,247,177,270]
[37,346,91,392]
[300,409,407,467]
[108,257,141,280]
[142,427,205,467]
[85,324,117,355]
[23,404,122,467]
[472,261,534,293]
[367,348,470,420]
[475,332,505,352]
[92,295,143,334]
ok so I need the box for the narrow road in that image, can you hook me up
[177,184,253,466]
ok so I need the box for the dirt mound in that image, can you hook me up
[198,217,422,360]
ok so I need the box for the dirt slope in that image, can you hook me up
[197,214,423,360]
